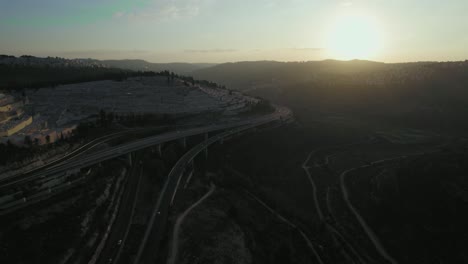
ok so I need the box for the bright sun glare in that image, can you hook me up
[327,14,383,60]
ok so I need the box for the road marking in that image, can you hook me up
[183,171,194,189]
[170,169,185,206]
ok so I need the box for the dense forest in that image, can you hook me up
[0,64,152,91]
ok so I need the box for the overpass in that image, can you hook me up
[0,107,290,190]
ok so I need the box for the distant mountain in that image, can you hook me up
[0,55,145,91]
[0,55,216,75]
[0,55,107,68]
[101,59,216,74]
[193,60,391,91]
[193,59,468,132]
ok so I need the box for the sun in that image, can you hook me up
[327,14,383,60]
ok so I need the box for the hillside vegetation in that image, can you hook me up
[194,60,468,132]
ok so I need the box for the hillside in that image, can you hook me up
[101,60,215,74]
[0,56,215,91]
[194,60,468,132]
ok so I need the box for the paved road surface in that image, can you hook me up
[133,123,263,264]
[97,159,144,264]
[0,107,290,190]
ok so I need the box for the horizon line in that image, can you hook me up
[1,54,467,65]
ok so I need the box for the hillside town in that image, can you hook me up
[0,92,76,146]
[0,75,259,147]
[0,55,106,68]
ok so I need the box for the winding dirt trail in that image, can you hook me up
[301,151,325,220]
[245,190,325,264]
[167,183,216,264]
[340,162,399,264]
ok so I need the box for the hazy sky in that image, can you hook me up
[1,0,467,63]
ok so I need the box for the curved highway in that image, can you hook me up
[0,107,291,190]
[132,120,278,264]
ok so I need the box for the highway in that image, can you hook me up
[132,122,272,264]
[73,107,290,264]
[0,106,290,263]
[96,157,144,264]
[0,130,131,183]
[0,107,290,190]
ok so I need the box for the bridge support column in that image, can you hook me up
[204,146,209,159]
[181,137,187,149]
[127,153,133,167]
[158,144,163,157]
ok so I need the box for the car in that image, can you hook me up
[117,239,122,245]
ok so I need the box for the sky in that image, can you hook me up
[0,0,467,63]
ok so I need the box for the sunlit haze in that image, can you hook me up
[1,0,467,62]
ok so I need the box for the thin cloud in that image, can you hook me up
[184,49,238,53]
[113,0,210,23]
[341,1,353,7]
[290,48,324,52]
[59,49,152,59]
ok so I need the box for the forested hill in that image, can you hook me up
[101,59,215,74]
[193,60,468,131]
[0,55,215,91]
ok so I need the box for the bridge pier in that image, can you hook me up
[127,153,133,167]
[204,146,208,159]
[158,144,163,157]
[180,137,187,149]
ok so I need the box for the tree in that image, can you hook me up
[99,109,106,126]
[76,123,90,138]
[24,135,32,146]
[107,112,114,124]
